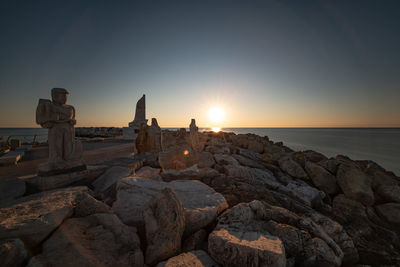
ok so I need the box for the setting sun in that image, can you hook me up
[208,107,225,124]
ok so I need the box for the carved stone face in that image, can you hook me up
[52,92,68,105]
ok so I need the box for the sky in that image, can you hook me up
[0,0,399,128]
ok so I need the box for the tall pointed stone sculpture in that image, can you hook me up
[123,94,148,140]
[36,88,86,175]
[189,119,201,151]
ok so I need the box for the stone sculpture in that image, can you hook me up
[123,94,148,140]
[190,119,200,151]
[36,88,85,175]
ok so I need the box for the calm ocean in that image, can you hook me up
[1,128,399,175]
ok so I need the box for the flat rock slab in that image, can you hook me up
[0,239,28,267]
[0,186,88,249]
[157,250,220,267]
[21,165,107,193]
[29,213,144,267]
[0,178,26,205]
[92,166,132,196]
[112,177,228,235]
[208,228,286,267]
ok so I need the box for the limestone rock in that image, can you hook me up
[214,153,239,166]
[92,166,132,198]
[161,165,219,182]
[336,164,374,206]
[146,118,162,153]
[190,119,202,151]
[208,228,286,267]
[332,194,367,225]
[156,250,220,267]
[0,239,28,267]
[0,186,88,249]
[74,192,112,217]
[305,161,338,195]
[0,178,25,205]
[278,157,308,180]
[23,165,107,193]
[247,140,264,153]
[197,152,215,168]
[182,229,208,252]
[29,213,144,267]
[232,154,265,169]
[375,203,400,225]
[159,146,195,170]
[112,178,228,235]
[144,188,185,265]
[135,166,163,181]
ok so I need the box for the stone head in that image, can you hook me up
[51,88,69,105]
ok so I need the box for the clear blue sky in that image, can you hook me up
[1,0,399,127]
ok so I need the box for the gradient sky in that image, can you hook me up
[1,0,399,128]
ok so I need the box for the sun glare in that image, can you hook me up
[208,107,225,123]
[212,127,221,132]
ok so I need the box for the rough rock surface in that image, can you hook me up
[112,177,228,235]
[135,166,163,181]
[157,250,219,267]
[144,188,185,265]
[375,203,400,225]
[305,161,338,194]
[278,157,308,180]
[92,166,132,197]
[29,213,144,267]
[0,239,28,267]
[336,164,374,206]
[214,153,239,166]
[208,228,286,267]
[0,186,88,249]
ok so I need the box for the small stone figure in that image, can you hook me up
[36,88,85,175]
[190,119,200,151]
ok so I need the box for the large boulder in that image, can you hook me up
[232,154,265,169]
[0,186,88,249]
[208,228,286,267]
[375,203,400,225]
[305,161,338,195]
[332,194,367,225]
[92,166,132,198]
[156,250,220,267]
[135,166,163,181]
[278,157,308,180]
[247,140,264,153]
[336,164,374,206]
[375,185,400,203]
[144,188,185,265]
[214,153,239,166]
[29,213,144,267]
[112,178,228,235]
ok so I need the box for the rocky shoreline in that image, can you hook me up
[1,128,399,266]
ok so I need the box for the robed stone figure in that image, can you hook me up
[36,88,85,175]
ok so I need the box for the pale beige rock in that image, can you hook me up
[0,186,88,248]
[305,161,338,195]
[29,213,144,267]
[144,188,185,265]
[146,118,162,153]
[208,228,286,267]
[112,178,228,235]
[337,164,374,206]
[156,250,220,267]
[36,88,85,175]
